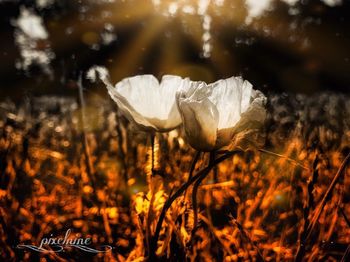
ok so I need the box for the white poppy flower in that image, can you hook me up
[95,69,189,132]
[176,76,267,151]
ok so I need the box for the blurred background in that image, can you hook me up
[1,1,350,261]
[0,0,349,99]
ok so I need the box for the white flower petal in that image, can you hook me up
[103,74,188,131]
[222,90,267,150]
[116,75,159,119]
[240,79,253,113]
[177,96,219,151]
[232,90,267,134]
[209,77,241,129]
[107,86,157,130]
[176,76,266,151]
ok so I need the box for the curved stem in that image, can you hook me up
[184,151,201,199]
[212,151,218,183]
[149,150,242,259]
[258,148,309,170]
[115,112,128,184]
[188,151,201,181]
[146,133,156,256]
[151,134,155,175]
[192,152,215,228]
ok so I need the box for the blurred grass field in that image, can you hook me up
[0,92,349,261]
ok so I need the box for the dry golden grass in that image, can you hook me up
[0,92,349,261]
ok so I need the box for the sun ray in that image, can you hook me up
[109,16,167,81]
[108,0,156,27]
[155,20,185,74]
